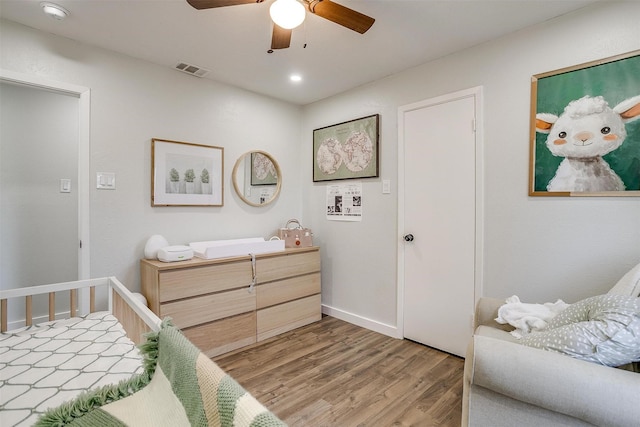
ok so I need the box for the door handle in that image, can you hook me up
[403,234,414,242]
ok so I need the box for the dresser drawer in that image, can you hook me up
[257,294,321,341]
[161,288,256,329]
[257,273,320,309]
[183,312,256,358]
[256,250,320,283]
[158,261,252,302]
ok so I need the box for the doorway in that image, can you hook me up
[397,87,483,357]
[0,70,90,325]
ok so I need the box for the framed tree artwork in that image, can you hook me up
[151,138,223,206]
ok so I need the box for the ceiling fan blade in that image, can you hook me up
[308,0,374,34]
[186,0,263,10]
[271,24,292,49]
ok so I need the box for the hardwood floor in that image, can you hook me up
[213,315,465,426]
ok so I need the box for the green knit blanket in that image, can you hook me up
[36,320,286,427]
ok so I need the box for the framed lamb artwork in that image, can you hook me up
[529,50,640,196]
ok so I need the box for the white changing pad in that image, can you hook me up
[0,312,143,427]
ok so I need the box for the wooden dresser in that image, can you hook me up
[140,246,321,357]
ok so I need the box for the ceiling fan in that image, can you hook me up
[186,0,375,50]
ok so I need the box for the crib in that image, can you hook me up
[0,277,161,426]
[0,277,284,426]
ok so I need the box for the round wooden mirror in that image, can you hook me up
[232,150,282,207]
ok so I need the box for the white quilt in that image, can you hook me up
[0,312,143,427]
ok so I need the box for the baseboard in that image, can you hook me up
[321,304,400,338]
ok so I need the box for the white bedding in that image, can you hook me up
[0,311,143,427]
[495,295,569,338]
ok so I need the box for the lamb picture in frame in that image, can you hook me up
[529,50,640,196]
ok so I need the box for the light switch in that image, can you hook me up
[60,179,71,193]
[97,172,116,190]
[382,179,391,194]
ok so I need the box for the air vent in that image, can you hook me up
[174,62,210,78]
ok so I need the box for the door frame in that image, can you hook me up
[396,86,484,339]
[0,69,91,282]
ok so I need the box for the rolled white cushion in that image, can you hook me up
[608,261,640,297]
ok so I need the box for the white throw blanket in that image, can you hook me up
[496,295,569,338]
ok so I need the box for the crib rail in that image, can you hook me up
[109,278,162,344]
[0,278,102,332]
[0,287,90,332]
[0,277,160,341]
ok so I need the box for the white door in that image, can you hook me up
[399,89,480,357]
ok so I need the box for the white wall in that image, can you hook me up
[0,83,78,292]
[303,1,640,333]
[2,2,639,337]
[0,19,303,291]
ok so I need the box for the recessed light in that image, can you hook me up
[290,74,302,83]
[41,2,69,20]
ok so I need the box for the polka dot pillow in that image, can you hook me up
[520,295,640,367]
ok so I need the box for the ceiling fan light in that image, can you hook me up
[270,0,306,30]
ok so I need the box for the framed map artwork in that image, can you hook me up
[313,114,380,182]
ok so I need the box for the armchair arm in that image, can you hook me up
[474,297,513,331]
[469,335,640,427]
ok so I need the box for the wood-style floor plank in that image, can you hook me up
[214,315,464,426]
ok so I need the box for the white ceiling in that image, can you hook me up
[0,0,599,105]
